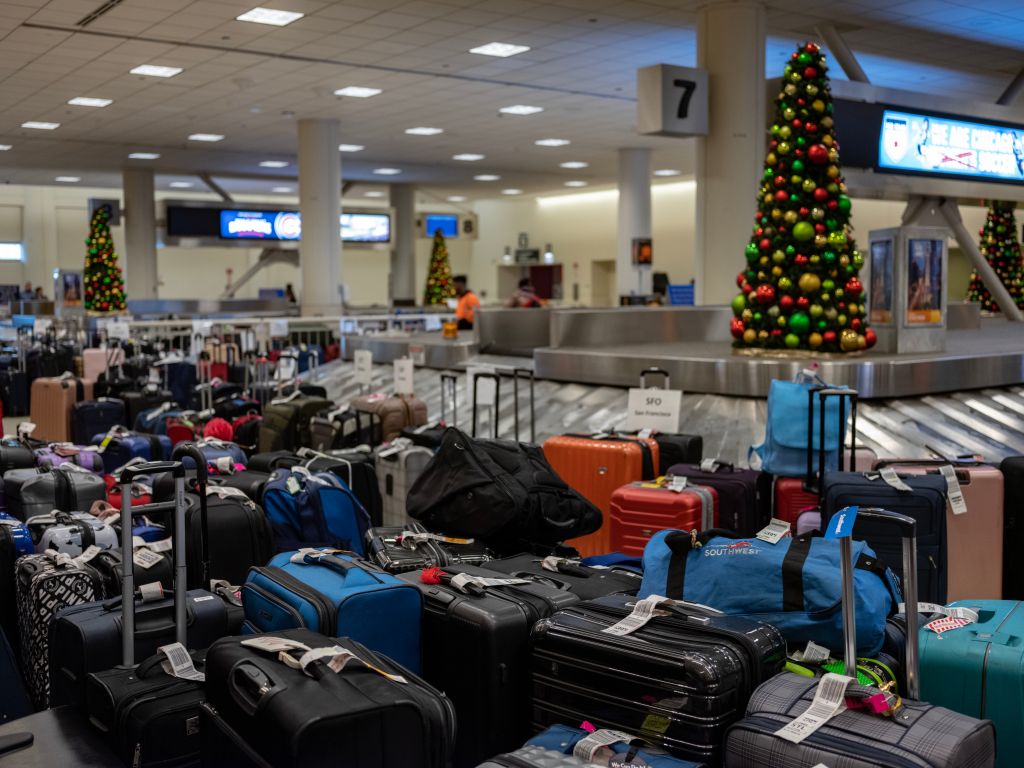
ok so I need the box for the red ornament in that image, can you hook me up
[823,330,837,345]
[736,272,746,288]
[827,200,838,210]
[771,329,783,337]
[774,190,789,202]
[851,318,863,331]
[743,282,753,294]
[779,295,794,311]
[815,223,826,234]
[807,144,829,165]
[796,99,805,107]
[813,187,828,202]
[864,329,877,348]
[845,277,864,297]
[756,284,776,305]
[730,318,745,339]
[796,296,810,310]
[759,238,771,251]
[774,175,786,188]
[806,43,819,54]
[799,207,810,217]
[795,254,809,266]
[792,119,803,129]
[755,227,764,236]
[805,122,818,134]
[803,67,817,78]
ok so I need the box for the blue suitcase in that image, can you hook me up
[181,438,247,469]
[71,398,126,446]
[90,430,172,474]
[242,549,421,672]
[262,468,371,555]
[822,471,948,603]
[918,599,1024,768]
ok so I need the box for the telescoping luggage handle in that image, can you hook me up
[472,372,500,439]
[440,372,458,428]
[805,386,858,497]
[832,506,919,699]
[512,368,535,443]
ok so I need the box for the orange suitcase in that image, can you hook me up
[542,434,658,557]
[29,376,94,442]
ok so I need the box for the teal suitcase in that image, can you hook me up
[919,599,1023,768]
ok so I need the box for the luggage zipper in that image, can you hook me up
[241,582,306,628]
[117,680,196,764]
[259,566,337,631]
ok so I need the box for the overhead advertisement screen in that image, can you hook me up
[878,109,1024,182]
[220,210,390,242]
[340,212,390,243]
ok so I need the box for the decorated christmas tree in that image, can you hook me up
[84,205,126,312]
[965,200,1024,312]
[423,229,455,305]
[731,42,874,353]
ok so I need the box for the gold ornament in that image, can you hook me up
[758,330,769,341]
[811,207,825,221]
[743,328,757,344]
[812,99,825,112]
[814,234,827,248]
[784,210,799,224]
[821,116,834,128]
[772,265,783,277]
[828,148,839,163]
[764,193,773,204]
[827,164,840,179]
[805,84,819,97]
[857,335,867,351]
[784,84,797,96]
[840,329,860,351]
[766,152,777,165]
[822,134,833,146]
[741,308,753,322]
[798,273,821,292]
[808,332,823,348]
[839,255,850,267]
[772,250,786,263]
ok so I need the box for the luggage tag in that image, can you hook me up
[774,672,853,744]
[133,547,164,570]
[877,467,913,492]
[17,422,36,439]
[666,475,687,493]
[572,728,635,763]
[139,581,164,601]
[448,573,531,593]
[601,594,672,636]
[790,640,831,664]
[938,465,968,515]
[73,544,102,566]
[398,531,474,548]
[755,518,792,545]
[159,642,205,682]
[699,458,721,472]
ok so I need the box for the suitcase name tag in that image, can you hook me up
[938,465,968,515]
[601,594,672,636]
[448,572,530,593]
[898,601,980,625]
[158,642,206,682]
[775,672,854,744]
[398,531,474,548]
[74,544,102,566]
[756,518,792,544]
[239,636,408,684]
[572,728,636,763]
[133,547,164,570]
[877,467,913,492]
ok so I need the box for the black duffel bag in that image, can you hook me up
[407,427,601,553]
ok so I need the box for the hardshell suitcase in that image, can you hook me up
[543,434,658,557]
[26,510,118,556]
[723,507,995,768]
[365,522,492,573]
[666,461,772,536]
[876,459,1002,601]
[398,563,580,768]
[609,479,717,556]
[486,552,641,599]
[374,439,435,527]
[82,347,123,383]
[29,376,94,443]
[91,429,171,474]
[1001,456,1024,599]
[352,392,428,443]
[4,465,108,520]
[71,398,126,446]
[201,628,456,768]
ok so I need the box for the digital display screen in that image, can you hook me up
[424,213,458,238]
[340,212,390,243]
[219,210,391,243]
[878,109,1024,182]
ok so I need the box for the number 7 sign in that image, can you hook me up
[637,64,709,137]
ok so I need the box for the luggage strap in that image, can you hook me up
[239,636,408,684]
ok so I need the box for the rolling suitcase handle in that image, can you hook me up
[512,368,535,443]
[640,367,670,389]
[172,442,211,586]
[472,372,500,439]
[804,386,858,497]
[836,506,919,698]
[440,373,458,428]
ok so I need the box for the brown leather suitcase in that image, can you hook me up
[351,393,427,443]
[29,376,94,443]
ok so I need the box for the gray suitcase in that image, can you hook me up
[374,439,434,527]
[723,507,995,768]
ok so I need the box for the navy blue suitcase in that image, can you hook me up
[0,625,30,724]
[181,438,247,469]
[90,430,172,474]
[821,471,948,602]
[71,398,126,446]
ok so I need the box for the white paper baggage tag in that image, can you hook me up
[399,532,474,548]
[699,458,720,472]
[637,428,653,440]
[898,602,980,624]
[623,387,682,433]
[73,545,102,566]
[666,475,688,493]
[132,536,147,548]
[353,350,373,387]
[790,640,831,664]
[159,642,206,682]
[572,729,635,763]
[139,581,164,601]
[938,465,968,515]
[241,636,312,654]
[601,595,671,636]
[148,538,173,553]
[17,422,36,438]
[133,547,164,570]
[756,518,792,545]
[878,467,913,492]
[448,573,530,593]
[269,319,289,339]
[775,673,853,744]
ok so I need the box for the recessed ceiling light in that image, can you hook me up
[654,168,681,176]
[502,188,523,195]
[271,186,293,193]
[453,153,484,161]
[0,145,12,151]
[364,191,386,198]
[535,138,570,147]
[130,64,182,78]
[236,7,304,26]
[564,180,588,187]
[188,133,224,142]
[68,97,112,107]
[470,42,530,57]
[499,105,543,116]
[55,176,80,183]
[560,161,588,169]
[405,127,444,136]
[338,144,365,152]
[447,195,466,202]
[373,168,401,175]
[22,121,59,130]
[129,152,160,160]
[259,160,288,168]
[333,86,381,98]
[169,181,194,188]
[474,174,500,181]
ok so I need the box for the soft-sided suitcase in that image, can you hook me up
[91,428,171,473]
[242,549,422,672]
[609,479,717,556]
[4,465,108,520]
[365,522,492,573]
[71,398,126,446]
[261,468,371,554]
[257,393,332,453]
[400,422,445,450]
[352,392,428,443]
[123,387,175,426]
[1001,456,1024,599]
[543,433,658,557]
[875,458,1002,601]
[185,484,273,590]
[29,376,94,442]
[33,443,106,473]
[375,439,435,527]
[486,552,641,598]
[398,563,580,768]
[0,437,39,474]
[295,448,383,528]
[530,594,786,766]
[666,461,772,536]
[723,507,996,768]
[201,628,456,768]
[209,469,271,503]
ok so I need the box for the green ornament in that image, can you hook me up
[792,221,815,242]
[837,195,851,214]
[790,193,801,203]
[770,125,780,137]
[745,243,759,262]
[763,168,773,180]
[753,312,763,323]
[817,319,827,330]
[777,141,791,155]
[827,231,846,247]
[785,245,796,256]
[798,52,812,64]
[809,304,823,318]
[822,279,835,292]
[777,316,787,327]
[802,179,816,193]
[90,248,97,255]
[792,159,805,173]
[795,136,807,147]
[825,218,838,231]
[731,294,747,314]
[784,333,801,349]
[789,312,811,335]
[822,250,836,264]
[778,276,793,291]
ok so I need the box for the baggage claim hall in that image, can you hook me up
[0,1,1022,766]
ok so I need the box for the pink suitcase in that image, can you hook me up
[874,458,1003,601]
[29,377,95,443]
[82,348,124,382]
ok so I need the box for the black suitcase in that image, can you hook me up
[246,450,303,473]
[0,438,36,474]
[202,628,456,768]
[122,387,175,425]
[184,485,273,589]
[821,471,948,602]
[530,594,787,766]
[621,431,703,474]
[71,398,126,445]
[365,522,492,573]
[0,368,29,416]
[210,469,271,503]
[486,553,641,599]
[398,563,580,767]
[1001,456,1024,599]
[400,423,445,450]
[664,461,773,536]
[87,547,173,598]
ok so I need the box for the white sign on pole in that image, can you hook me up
[623,387,682,433]
[107,320,130,340]
[191,319,212,339]
[33,317,52,336]
[636,64,709,137]
[269,319,289,338]
[467,365,496,407]
[409,344,426,366]
[393,358,415,395]
[353,350,373,387]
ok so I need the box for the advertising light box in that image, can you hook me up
[219,210,391,243]
[424,213,459,238]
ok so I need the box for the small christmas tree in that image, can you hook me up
[84,205,126,312]
[965,200,1024,312]
[731,41,874,353]
[423,229,455,305]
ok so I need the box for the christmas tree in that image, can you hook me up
[423,229,455,305]
[731,41,874,353]
[84,205,126,312]
[965,200,1024,312]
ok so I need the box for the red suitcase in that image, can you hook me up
[543,434,659,557]
[610,479,719,556]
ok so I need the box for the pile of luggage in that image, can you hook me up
[0,353,1016,768]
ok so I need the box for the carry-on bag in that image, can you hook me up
[0,436,37,474]
[257,392,332,453]
[351,392,428,443]
[33,442,106,473]
[25,510,118,555]
[309,406,376,451]
[374,438,434,527]
[200,628,456,768]
[29,375,94,442]
[242,548,422,672]
[1002,455,1024,599]
[71,398,126,446]
[722,507,996,768]
[609,477,717,556]
[486,551,641,599]
[294,448,383,528]
[543,432,659,557]
[666,460,772,536]
[209,468,271,502]
[91,428,171,474]
[398,562,580,767]
[4,464,108,520]
[365,522,492,573]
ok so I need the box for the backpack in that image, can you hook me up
[261,468,371,555]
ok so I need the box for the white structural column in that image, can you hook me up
[617,147,653,297]
[122,168,158,300]
[390,184,417,304]
[695,0,766,305]
[298,118,342,313]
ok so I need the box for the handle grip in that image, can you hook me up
[120,461,184,483]
[640,367,670,388]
